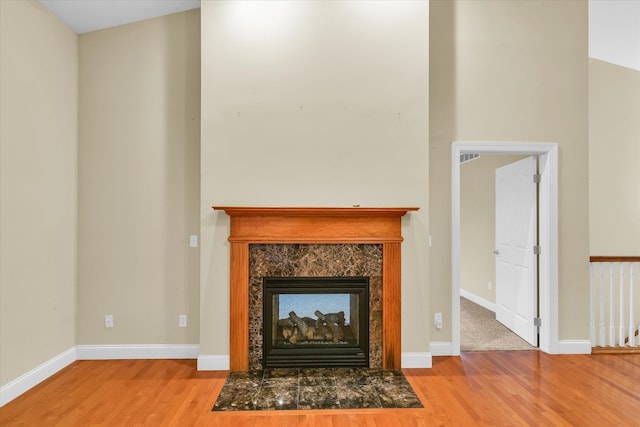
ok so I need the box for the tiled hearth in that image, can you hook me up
[212,368,423,411]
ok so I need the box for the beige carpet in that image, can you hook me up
[460,297,537,351]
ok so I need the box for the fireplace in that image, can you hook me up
[213,206,418,371]
[249,244,382,370]
[263,277,369,368]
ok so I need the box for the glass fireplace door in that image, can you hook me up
[263,277,369,368]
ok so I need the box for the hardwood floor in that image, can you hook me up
[2,351,639,426]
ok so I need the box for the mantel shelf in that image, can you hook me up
[213,206,419,217]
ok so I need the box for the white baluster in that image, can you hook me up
[590,262,595,347]
[619,263,625,347]
[629,263,636,347]
[599,262,606,347]
[609,263,615,346]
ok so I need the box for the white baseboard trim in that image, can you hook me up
[429,340,591,356]
[401,352,432,368]
[460,289,496,313]
[197,354,230,371]
[76,344,199,360]
[0,340,591,407]
[557,340,592,354]
[1,344,200,406]
[1,347,77,407]
[430,341,453,356]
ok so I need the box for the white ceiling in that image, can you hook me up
[39,0,200,34]
[589,0,640,71]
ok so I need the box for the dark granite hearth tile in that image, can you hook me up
[368,369,409,386]
[212,386,259,411]
[374,383,423,409]
[299,368,336,386]
[264,368,298,376]
[227,370,264,380]
[334,368,371,386]
[262,368,299,387]
[298,385,340,410]
[254,385,298,411]
[336,385,381,409]
[299,367,334,376]
[375,387,395,408]
[223,370,263,388]
[213,368,423,412]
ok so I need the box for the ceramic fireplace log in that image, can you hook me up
[314,310,346,327]
[314,310,344,341]
[288,311,315,340]
[282,310,349,344]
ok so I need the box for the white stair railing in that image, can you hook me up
[590,257,640,349]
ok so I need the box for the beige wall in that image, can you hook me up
[460,155,526,303]
[430,0,590,341]
[589,58,640,255]
[200,1,430,358]
[0,1,78,386]
[77,10,201,344]
[5,0,634,394]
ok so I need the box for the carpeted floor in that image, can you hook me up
[460,297,537,351]
[212,368,423,411]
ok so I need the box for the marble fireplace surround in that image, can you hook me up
[213,206,418,371]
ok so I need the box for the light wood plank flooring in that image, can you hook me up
[1,351,639,426]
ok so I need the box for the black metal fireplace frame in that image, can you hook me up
[263,277,369,368]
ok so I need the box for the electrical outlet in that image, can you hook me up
[488,281,492,290]
[105,315,114,328]
[434,312,443,330]
[189,235,198,248]
[179,314,187,328]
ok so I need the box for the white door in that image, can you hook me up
[495,156,538,346]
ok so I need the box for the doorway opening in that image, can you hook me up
[451,142,559,356]
[460,154,538,351]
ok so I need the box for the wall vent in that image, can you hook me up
[460,153,480,164]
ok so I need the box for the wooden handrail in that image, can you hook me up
[590,256,640,263]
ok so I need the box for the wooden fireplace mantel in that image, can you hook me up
[213,206,418,217]
[213,206,419,370]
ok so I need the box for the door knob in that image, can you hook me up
[493,250,500,255]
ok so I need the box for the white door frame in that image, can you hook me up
[451,142,559,355]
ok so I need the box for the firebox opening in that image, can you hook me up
[263,277,369,368]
